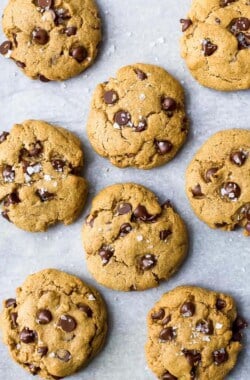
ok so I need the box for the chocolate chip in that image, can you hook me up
[77,303,93,318]
[151,308,165,321]
[139,254,157,271]
[230,151,247,166]
[2,165,15,183]
[160,229,172,241]
[58,315,77,332]
[162,97,177,112]
[202,39,218,56]
[0,41,12,55]
[114,110,131,126]
[196,319,214,335]
[117,203,132,215]
[221,182,241,200]
[213,348,228,365]
[70,46,87,63]
[99,246,113,265]
[29,141,43,157]
[180,19,192,32]
[216,298,226,310]
[220,0,236,6]
[65,26,77,36]
[28,364,40,375]
[15,61,26,68]
[191,184,204,197]
[32,28,49,45]
[132,205,157,222]
[51,159,65,172]
[155,140,173,155]
[36,309,52,324]
[237,32,250,49]
[182,349,201,366]
[215,222,228,228]
[5,298,16,308]
[54,8,71,25]
[162,371,177,380]
[205,167,218,183]
[233,316,248,332]
[159,327,175,342]
[119,223,132,237]
[133,119,147,132]
[37,346,48,357]
[20,327,37,343]
[39,74,50,82]
[11,312,18,328]
[0,131,9,143]
[36,0,53,8]
[36,189,54,202]
[230,18,250,34]
[134,68,147,80]
[162,315,171,326]
[180,301,195,317]
[104,90,118,105]
[56,349,71,362]
[85,214,95,228]
[3,192,20,207]
[2,211,10,221]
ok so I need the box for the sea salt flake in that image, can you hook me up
[137,235,143,241]
[44,174,52,181]
[87,294,96,301]
[215,323,223,329]
[27,163,42,175]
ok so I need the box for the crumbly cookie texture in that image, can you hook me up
[180,0,250,91]
[146,285,248,380]
[0,0,101,81]
[0,120,88,232]
[0,269,108,380]
[87,63,188,169]
[82,183,188,291]
[186,129,250,236]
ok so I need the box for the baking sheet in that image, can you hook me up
[0,0,249,379]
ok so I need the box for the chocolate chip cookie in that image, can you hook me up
[0,269,108,379]
[0,0,101,81]
[146,285,248,380]
[0,120,88,232]
[186,129,250,236]
[82,183,188,291]
[180,0,250,91]
[87,64,188,169]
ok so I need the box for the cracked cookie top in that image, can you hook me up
[0,120,88,232]
[0,269,108,379]
[0,0,101,81]
[186,129,250,236]
[146,285,247,380]
[180,0,250,91]
[82,183,188,291]
[87,64,188,169]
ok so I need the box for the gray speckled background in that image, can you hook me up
[0,1,249,379]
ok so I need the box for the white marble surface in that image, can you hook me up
[0,1,249,379]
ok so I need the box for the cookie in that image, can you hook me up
[186,129,250,236]
[180,0,250,91]
[0,269,108,379]
[87,63,188,169]
[0,119,88,232]
[0,0,101,81]
[82,183,188,291]
[146,285,248,380]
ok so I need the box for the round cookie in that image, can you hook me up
[82,183,188,291]
[0,120,88,232]
[180,0,250,91]
[0,0,101,81]
[87,64,188,169]
[186,129,250,236]
[0,269,108,379]
[146,285,248,380]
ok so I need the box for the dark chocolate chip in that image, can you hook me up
[77,303,93,318]
[58,315,77,332]
[39,74,50,82]
[119,223,132,237]
[0,41,12,55]
[191,184,204,197]
[205,167,218,183]
[65,26,77,36]
[230,18,250,34]
[196,319,214,335]
[232,331,243,342]
[11,312,18,328]
[162,315,171,326]
[99,246,113,265]
[56,349,71,362]
[36,189,54,202]
[202,39,218,56]
[160,229,172,241]
[36,309,52,324]
[237,32,250,50]
[155,140,173,155]
[216,298,226,310]
[180,301,195,317]
[139,254,157,271]
[51,159,65,172]
[15,61,26,68]
[104,90,118,105]
[36,0,53,8]
[162,371,177,380]
[213,348,228,365]
[133,119,147,132]
[20,327,37,343]
[70,46,87,63]
[117,203,132,215]
[2,165,15,183]
[0,131,9,143]
[134,68,147,80]
[220,0,237,6]
[3,192,20,207]
[132,205,151,221]
[215,222,228,228]
[221,182,241,200]
[159,327,175,342]
[230,151,247,166]
[151,308,165,321]
[54,8,71,25]
[5,298,17,308]
[114,110,131,126]
[29,141,43,157]
[162,97,177,112]
[32,28,49,45]
[180,19,192,32]
[182,349,201,366]
[37,346,48,357]
[233,316,248,332]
